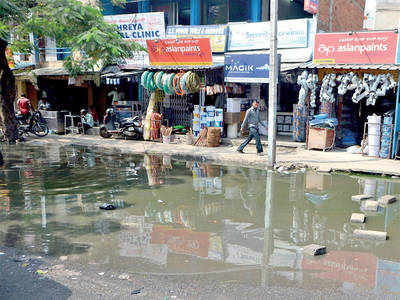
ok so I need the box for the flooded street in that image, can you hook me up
[0,144,399,298]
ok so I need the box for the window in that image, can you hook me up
[204,0,250,25]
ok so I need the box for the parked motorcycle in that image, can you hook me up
[99,109,143,140]
[17,110,49,137]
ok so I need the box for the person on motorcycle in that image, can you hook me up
[80,109,94,134]
[16,94,32,124]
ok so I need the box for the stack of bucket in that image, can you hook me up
[192,105,224,137]
[379,115,393,158]
[367,114,381,157]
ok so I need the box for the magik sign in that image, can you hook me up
[313,31,398,64]
[225,54,270,83]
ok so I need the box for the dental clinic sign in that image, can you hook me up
[104,12,165,47]
[313,31,398,64]
[225,54,270,83]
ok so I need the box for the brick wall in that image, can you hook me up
[318,0,366,32]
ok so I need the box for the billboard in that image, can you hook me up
[313,31,399,64]
[104,12,165,46]
[104,12,166,67]
[166,25,228,53]
[227,18,309,51]
[147,38,213,66]
[225,54,270,83]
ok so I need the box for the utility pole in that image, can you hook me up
[267,0,278,167]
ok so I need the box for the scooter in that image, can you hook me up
[99,109,143,140]
[16,110,49,137]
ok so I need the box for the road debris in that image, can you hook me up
[99,203,116,210]
[361,200,379,211]
[378,195,397,205]
[354,229,387,240]
[131,288,144,295]
[351,194,373,202]
[350,213,366,223]
[303,244,327,256]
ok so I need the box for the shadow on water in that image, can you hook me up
[0,143,399,295]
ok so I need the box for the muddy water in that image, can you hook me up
[0,144,399,295]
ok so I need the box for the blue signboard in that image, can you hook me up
[224,54,270,83]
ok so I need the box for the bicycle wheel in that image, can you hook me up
[32,123,49,137]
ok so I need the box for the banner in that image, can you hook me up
[104,12,165,67]
[227,18,309,51]
[166,25,228,53]
[304,0,318,14]
[313,31,398,64]
[225,54,270,83]
[104,12,165,46]
[147,38,213,66]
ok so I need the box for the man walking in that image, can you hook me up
[237,100,266,156]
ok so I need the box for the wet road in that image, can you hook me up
[0,144,399,299]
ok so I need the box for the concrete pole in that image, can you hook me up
[267,0,278,167]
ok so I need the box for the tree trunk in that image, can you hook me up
[0,39,18,143]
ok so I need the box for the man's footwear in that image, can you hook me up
[237,149,244,153]
[257,152,265,156]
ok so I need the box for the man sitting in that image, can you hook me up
[80,109,94,134]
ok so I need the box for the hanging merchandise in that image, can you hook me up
[319,74,336,104]
[306,73,318,108]
[297,71,309,108]
[379,114,393,158]
[352,73,397,105]
[337,72,359,96]
[292,104,308,142]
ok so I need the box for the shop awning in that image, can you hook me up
[281,62,306,72]
[300,62,400,71]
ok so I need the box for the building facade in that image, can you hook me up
[364,0,400,30]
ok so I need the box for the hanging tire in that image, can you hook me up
[32,123,49,137]
[99,127,112,138]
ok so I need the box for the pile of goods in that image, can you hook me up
[141,71,201,95]
[194,127,221,147]
[192,105,223,137]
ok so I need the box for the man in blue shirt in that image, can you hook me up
[80,109,94,134]
[237,100,266,156]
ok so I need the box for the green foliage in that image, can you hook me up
[0,0,143,75]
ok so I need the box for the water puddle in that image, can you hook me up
[0,143,399,295]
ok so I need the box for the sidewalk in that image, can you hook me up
[26,134,400,176]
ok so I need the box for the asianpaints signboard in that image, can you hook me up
[313,31,399,64]
[147,38,213,66]
[104,12,165,47]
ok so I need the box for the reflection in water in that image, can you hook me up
[0,144,399,295]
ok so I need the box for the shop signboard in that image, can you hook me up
[146,38,213,66]
[304,0,318,14]
[313,31,398,64]
[227,18,309,51]
[104,12,165,46]
[104,12,165,67]
[225,53,270,83]
[166,25,228,53]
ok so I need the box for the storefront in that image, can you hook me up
[223,53,271,138]
[140,37,224,141]
[225,18,316,136]
[299,30,400,159]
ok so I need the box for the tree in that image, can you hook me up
[0,0,143,142]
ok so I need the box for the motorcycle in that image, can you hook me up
[99,109,143,140]
[17,110,49,137]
